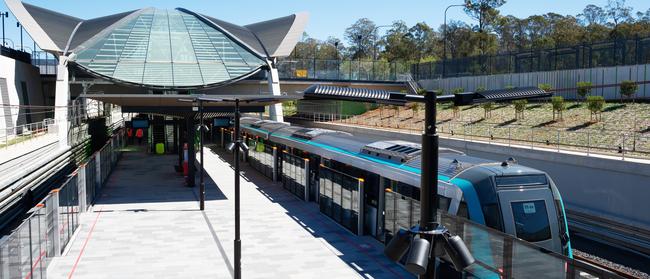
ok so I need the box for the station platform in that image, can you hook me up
[47,146,411,278]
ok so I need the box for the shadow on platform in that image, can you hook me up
[210,148,411,279]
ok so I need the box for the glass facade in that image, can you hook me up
[73,8,265,88]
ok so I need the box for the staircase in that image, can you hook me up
[152,116,166,152]
[403,73,423,95]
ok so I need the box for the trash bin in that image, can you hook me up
[155,143,165,154]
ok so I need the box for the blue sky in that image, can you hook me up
[1,0,650,51]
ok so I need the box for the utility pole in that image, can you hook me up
[419,90,439,278]
[233,99,242,279]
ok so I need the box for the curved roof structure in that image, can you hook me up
[5,0,308,89]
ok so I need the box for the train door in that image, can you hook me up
[497,188,562,253]
[307,153,320,203]
[363,173,380,237]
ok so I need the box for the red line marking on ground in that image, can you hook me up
[24,250,46,279]
[67,206,103,279]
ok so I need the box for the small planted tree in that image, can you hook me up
[408,102,421,117]
[551,96,566,121]
[513,100,528,120]
[576,81,592,102]
[476,86,486,92]
[481,102,494,119]
[452,87,464,94]
[451,88,464,118]
[586,96,605,122]
[620,80,638,103]
[538,83,552,92]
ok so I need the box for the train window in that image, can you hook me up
[510,200,551,242]
[457,201,469,219]
[495,175,548,187]
[482,203,504,231]
[438,196,451,211]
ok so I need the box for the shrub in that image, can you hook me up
[576,81,592,101]
[480,102,494,118]
[505,85,515,89]
[512,100,528,120]
[551,96,566,121]
[408,102,422,117]
[452,87,464,94]
[476,86,486,92]
[620,80,638,102]
[586,96,605,122]
[416,88,427,95]
[538,83,552,92]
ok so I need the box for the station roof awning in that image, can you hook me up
[83,93,300,114]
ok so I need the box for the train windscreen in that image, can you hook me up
[510,200,552,242]
[495,175,547,187]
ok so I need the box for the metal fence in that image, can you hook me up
[414,36,650,79]
[0,130,124,278]
[276,58,410,82]
[290,111,650,160]
[0,119,55,148]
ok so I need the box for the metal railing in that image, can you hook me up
[290,111,650,160]
[0,130,125,278]
[0,119,55,148]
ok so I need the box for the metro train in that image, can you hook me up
[232,117,572,258]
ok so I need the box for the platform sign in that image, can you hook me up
[213,118,231,127]
[132,119,149,128]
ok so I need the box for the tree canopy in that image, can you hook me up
[288,0,650,63]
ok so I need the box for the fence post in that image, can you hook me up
[304,158,310,202]
[78,165,87,213]
[50,189,61,256]
[272,147,278,182]
[95,153,101,189]
[587,131,591,156]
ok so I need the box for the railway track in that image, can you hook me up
[574,253,648,279]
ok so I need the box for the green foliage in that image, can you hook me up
[620,80,638,99]
[475,86,486,92]
[416,88,427,95]
[576,81,592,99]
[512,99,528,120]
[452,87,465,94]
[480,102,495,118]
[551,96,566,121]
[505,85,515,89]
[538,83,553,92]
[586,96,605,121]
[513,100,527,112]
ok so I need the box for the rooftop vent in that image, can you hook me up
[361,141,422,164]
[291,128,342,140]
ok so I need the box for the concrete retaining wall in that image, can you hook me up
[294,120,650,231]
[419,64,650,101]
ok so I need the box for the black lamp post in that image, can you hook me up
[443,4,467,78]
[334,40,340,79]
[1,12,8,48]
[16,21,23,51]
[303,84,551,277]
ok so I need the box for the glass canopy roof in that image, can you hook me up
[72,8,266,88]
